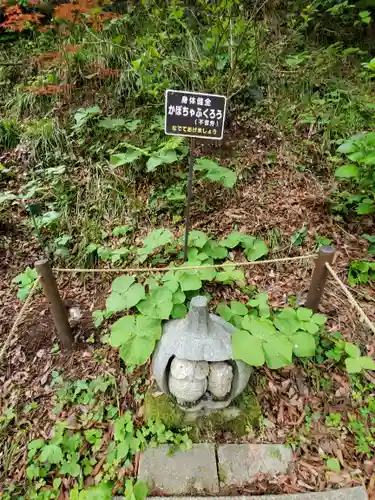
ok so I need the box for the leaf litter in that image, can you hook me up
[0,117,374,494]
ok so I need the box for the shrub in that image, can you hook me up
[331,132,375,217]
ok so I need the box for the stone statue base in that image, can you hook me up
[144,383,261,440]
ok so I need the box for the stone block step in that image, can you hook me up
[147,487,367,500]
[138,443,219,495]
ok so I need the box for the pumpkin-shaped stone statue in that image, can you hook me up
[152,296,251,410]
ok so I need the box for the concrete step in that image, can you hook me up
[138,444,367,500]
[147,489,367,500]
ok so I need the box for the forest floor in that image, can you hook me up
[1,114,375,496]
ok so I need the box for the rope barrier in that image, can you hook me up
[325,262,375,336]
[52,254,317,274]
[0,278,40,363]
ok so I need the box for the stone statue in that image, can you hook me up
[208,362,233,400]
[152,296,251,411]
[168,359,209,405]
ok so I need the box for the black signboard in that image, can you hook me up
[165,89,227,140]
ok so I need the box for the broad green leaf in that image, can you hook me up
[248,292,270,318]
[215,262,245,286]
[178,273,202,292]
[85,429,103,445]
[116,440,130,460]
[337,141,356,154]
[357,202,374,215]
[311,313,327,326]
[134,480,149,500]
[120,283,146,309]
[110,150,142,167]
[146,150,177,171]
[98,118,126,129]
[241,235,257,248]
[296,307,313,322]
[360,356,375,370]
[232,330,265,366]
[232,315,244,329]
[137,288,173,319]
[123,120,141,132]
[219,232,244,248]
[241,316,276,341]
[106,291,127,313]
[363,152,375,165]
[40,444,63,464]
[120,336,155,366]
[111,275,135,294]
[28,438,45,450]
[171,303,187,319]
[230,301,248,316]
[216,303,233,322]
[59,460,81,477]
[92,310,105,328]
[345,357,362,373]
[245,240,268,261]
[110,316,135,347]
[188,230,209,248]
[202,240,228,259]
[164,279,179,293]
[180,259,216,282]
[136,316,162,340]
[326,458,340,473]
[344,343,361,359]
[263,337,293,369]
[172,289,185,304]
[274,308,300,334]
[195,158,237,188]
[143,229,173,251]
[291,332,316,357]
[335,164,359,178]
[301,321,319,334]
[26,464,40,480]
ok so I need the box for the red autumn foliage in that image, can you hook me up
[87,62,121,79]
[54,0,119,30]
[1,0,119,32]
[25,83,72,95]
[0,3,43,31]
[30,44,80,67]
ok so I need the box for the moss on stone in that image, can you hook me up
[144,384,261,441]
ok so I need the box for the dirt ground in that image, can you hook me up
[1,117,374,493]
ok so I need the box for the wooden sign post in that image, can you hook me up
[164,89,227,260]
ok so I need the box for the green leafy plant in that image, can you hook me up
[194,158,237,188]
[219,232,268,261]
[136,229,174,263]
[106,276,145,314]
[110,136,186,172]
[348,260,375,285]
[290,226,308,247]
[109,315,162,366]
[73,106,101,132]
[124,479,149,500]
[332,132,375,216]
[326,457,341,472]
[233,307,326,369]
[325,412,342,427]
[12,267,38,301]
[361,234,375,255]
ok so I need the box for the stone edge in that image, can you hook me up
[146,486,367,500]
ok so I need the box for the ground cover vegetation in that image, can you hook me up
[0,0,375,498]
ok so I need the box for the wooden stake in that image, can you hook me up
[305,246,336,311]
[35,259,73,349]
